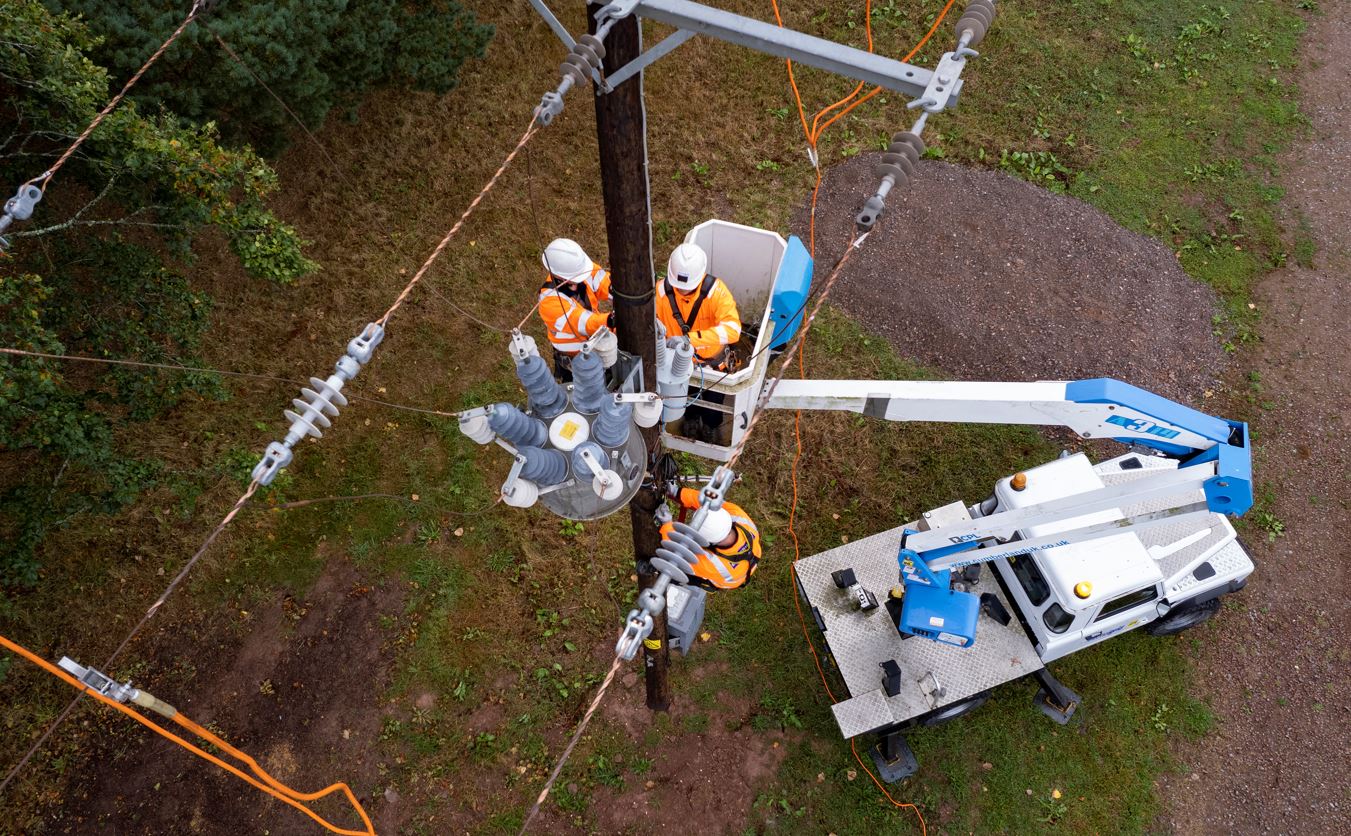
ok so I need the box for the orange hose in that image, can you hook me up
[0,633,375,836]
[769,4,961,829]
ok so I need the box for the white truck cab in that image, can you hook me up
[988,452,1250,662]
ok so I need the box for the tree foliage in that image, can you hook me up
[45,0,493,150]
[0,1,316,586]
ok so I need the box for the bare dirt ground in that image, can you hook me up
[801,157,1227,404]
[56,557,405,835]
[1157,4,1351,834]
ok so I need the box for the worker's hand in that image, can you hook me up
[663,479,681,500]
[654,504,673,525]
[602,311,613,330]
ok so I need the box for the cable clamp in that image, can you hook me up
[57,657,138,704]
[0,183,43,248]
[806,146,819,170]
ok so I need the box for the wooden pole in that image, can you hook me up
[588,3,669,711]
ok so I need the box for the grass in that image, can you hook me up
[0,0,1311,833]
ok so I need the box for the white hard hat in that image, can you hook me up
[695,508,734,546]
[666,243,708,292]
[542,238,592,282]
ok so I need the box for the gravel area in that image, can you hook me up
[793,157,1226,404]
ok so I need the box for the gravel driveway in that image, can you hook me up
[794,157,1226,404]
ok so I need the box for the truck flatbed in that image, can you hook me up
[796,508,1042,738]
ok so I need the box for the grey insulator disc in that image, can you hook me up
[576,34,606,60]
[890,131,927,158]
[561,54,591,84]
[872,163,910,186]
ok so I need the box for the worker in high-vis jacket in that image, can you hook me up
[655,243,742,439]
[537,238,612,382]
[658,486,762,590]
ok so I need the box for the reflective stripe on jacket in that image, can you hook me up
[537,264,611,354]
[655,275,742,362]
[659,487,762,590]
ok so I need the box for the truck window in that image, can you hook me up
[1092,585,1159,622]
[1007,553,1050,606]
[1043,603,1074,633]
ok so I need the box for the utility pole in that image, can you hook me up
[588,2,669,711]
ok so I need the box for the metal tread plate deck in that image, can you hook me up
[796,524,1042,739]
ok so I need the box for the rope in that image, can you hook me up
[0,633,374,835]
[25,4,202,194]
[518,655,623,834]
[758,3,956,829]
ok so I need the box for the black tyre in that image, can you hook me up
[917,690,991,727]
[1145,597,1222,636]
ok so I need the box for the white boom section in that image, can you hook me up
[766,379,1223,573]
[765,380,1218,452]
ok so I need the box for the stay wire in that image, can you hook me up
[203,25,349,186]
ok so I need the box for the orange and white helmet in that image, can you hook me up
[542,238,592,282]
[666,243,708,292]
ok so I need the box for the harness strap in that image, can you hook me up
[663,275,715,336]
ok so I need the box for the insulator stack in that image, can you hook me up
[487,403,548,448]
[252,322,385,486]
[516,352,568,418]
[873,132,926,190]
[650,522,706,586]
[659,338,695,422]
[591,397,633,448]
[559,33,606,87]
[668,338,693,381]
[570,347,609,414]
[517,446,568,486]
[655,320,669,370]
[956,0,996,47]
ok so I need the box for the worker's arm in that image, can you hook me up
[539,290,609,342]
[590,267,612,300]
[687,281,741,359]
[676,487,702,512]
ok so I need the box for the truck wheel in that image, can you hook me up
[1145,597,1222,636]
[917,690,991,727]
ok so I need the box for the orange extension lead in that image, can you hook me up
[0,633,375,835]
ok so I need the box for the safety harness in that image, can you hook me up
[662,274,715,336]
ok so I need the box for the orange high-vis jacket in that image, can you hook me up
[660,488,762,590]
[537,264,612,354]
[655,275,742,362]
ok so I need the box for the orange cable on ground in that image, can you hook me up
[0,633,374,836]
[767,3,958,830]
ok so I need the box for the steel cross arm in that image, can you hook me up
[625,0,948,101]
